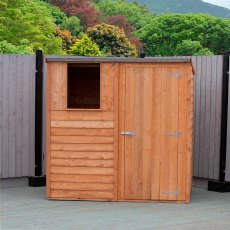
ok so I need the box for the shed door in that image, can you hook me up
[119,64,188,201]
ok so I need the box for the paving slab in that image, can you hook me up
[0,186,230,230]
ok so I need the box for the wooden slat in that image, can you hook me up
[51,111,114,121]
[51,159,114,168]
[193,56,200,177]
[101,63,117,111]
[142,67,153,200]
[51,143,114,152]
[50,190,113,200]
[51,182,113,191]
[186,64,194,203]
[8,55,16,177]
[118,64,126,200]
[208,56,216,179]
[177,64,188,201]
[51,136,114,144]
[51,128,114,136]
[51,151,114,160]
[46,62,51,197]
[213,56,222,179]
[29,56,36,176]
[124,67,136,199]
[51,120,114,129]
[51,174,114,183]
[226,56,230,182]
[204,56,212,178]
[209,56,217,179]
[113,63,119,201]
[160,67,179,201]
[151,68,162,200]
[132,67,144,199]
[2,55,10,177]
[51,166,114,175]
[199,56,207,178]
[22,56,32,176]
[50,62,67,110]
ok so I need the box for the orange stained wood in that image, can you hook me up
[118,63,193,202]
[47,62,118,201]
[46,61,193,203]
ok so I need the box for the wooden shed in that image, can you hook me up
[46,56,194,203]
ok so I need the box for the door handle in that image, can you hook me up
[121,131,136,136]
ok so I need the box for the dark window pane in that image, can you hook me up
[68,64,100,109]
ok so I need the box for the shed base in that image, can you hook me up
[28,176,46,187]
[208,180,230,192]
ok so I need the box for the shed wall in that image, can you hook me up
[0,55,35,178]
[46,62,118,200]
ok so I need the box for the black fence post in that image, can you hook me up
[208,51,230,192]
[29,50,46,187]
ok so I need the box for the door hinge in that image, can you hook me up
[162,72,181,78]
[162,131,181,138]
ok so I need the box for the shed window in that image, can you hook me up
[68,63,100,109]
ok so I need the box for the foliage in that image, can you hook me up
[104,14,143,53]
[59,16,83,37]
[39,1,67,25]
[96,0,155,30]
[128,0,230,19]
[55,27,76,52]
[0,40,33,54]
[87,23,137,57]
[138,14,230,56]
[175,40,213,56]
[105,15,134,37]
[50,0,101,30]
[69,34,102,56]
[0,0,63,54]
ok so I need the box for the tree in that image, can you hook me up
[175,40,213,56]
[59,16,83,37]
[50,0,101,29]
[69,34,102,56]
[0,0,63,54]
[55,27,76,52]
[105,15,134,37]
[86,23,137,57]
[0,40,33,54]
[96,0,155,30]
[138,14,230,56]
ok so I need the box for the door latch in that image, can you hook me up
[121,131,136,136]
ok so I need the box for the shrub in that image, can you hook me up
[69,34,102,56]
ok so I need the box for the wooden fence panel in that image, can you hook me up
[192,55,223,180]
[0,54,227,181]
[0,55,35,178]
[225,56,230,182]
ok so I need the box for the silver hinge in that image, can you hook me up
[121,131,136,136]
[162,131,181,138]
[162,72,181,78]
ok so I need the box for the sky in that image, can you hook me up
[202,0,230,9]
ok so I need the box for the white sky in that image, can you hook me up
[202,0,230,9]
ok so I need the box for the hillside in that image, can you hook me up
[128,0,230,18]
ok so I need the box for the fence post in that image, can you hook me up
[29,50,46,187]
[208,51,230,192]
